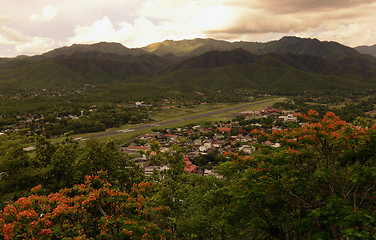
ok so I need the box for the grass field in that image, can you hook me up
[211,98,284,118]
[149,102,243,121]
[63,97,286,145]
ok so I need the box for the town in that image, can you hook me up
[122,106,298,177]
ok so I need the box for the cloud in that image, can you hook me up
[2,0,376,57]
[137,0,235,32]
[68,16,116,44]
[243,0,374,13]
[201,0,376,46]
[0,10,60,56]
[30,5,58,22]
[61,0,376,49]
[14,37,59,55]
[67,15,205,48]
[134,0,376,47]
[297,21,376,47]
[0,26,27,45]
[65,0,233,46]
[0,15,28,46]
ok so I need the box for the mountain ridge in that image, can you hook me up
[42,42,147,58]
[1,37,376,97]
[355,44,376,58]
[141,36,369,62]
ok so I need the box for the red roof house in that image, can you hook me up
[183,155,197,174]
[217,127,232,133]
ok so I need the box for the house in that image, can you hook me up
[204,169,223,179]
[214,134,225,140]
[123,145,150,153]
[240,110,259,116]
[239,145,255,155]
[134,158,150,168]
[263,141,273,146]
[192,125,201,130]
[278,114,297,122]
[187,151,200,159]
[213,142,222,148]
[235,134,246,142]
[187,129,195,135]
[183,155,197,174]
[193,139,202,145]
[262,141,280,147]
[160,165,170,171]
[272,143,281,148]
[164,134,178,142]
[199,143,212,152]
[23,146,35,151]
[161,147,172,153]
[217,127,232,133]
[135,101,144,106]
[260,107,282,115]
[144,166,160,177]
[144,165,170,177]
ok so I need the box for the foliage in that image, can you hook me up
[0,133,144,205]
[0,171,170,239]
[224,110,376,239]
[1,111,376,239]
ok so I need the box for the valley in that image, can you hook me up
[1,36,376,239]
[80,97,285,142]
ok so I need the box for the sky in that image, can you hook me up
[1,0,376,57]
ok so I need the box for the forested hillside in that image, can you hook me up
[1,37,376,97]
[1,36,376,239]
[1,111,375,239]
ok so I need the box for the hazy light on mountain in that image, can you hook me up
[1,0,376,57]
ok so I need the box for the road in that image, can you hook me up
[92,98,285,139]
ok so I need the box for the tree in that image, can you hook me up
[0,171,171,239]
[225,111,376,239]
[48,132,78,191]
[34,134,55,168]
[0,134,44,205]
[75,138,144,189]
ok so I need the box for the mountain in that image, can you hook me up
[1,38,376,97]
[54,54,174,81]
[143,36,376,70]
[355,45,376,57]
[250,37,369,63]
[0,46,173,90]
[142,38,235,57]
[42,42,146,58]
[165,48,261,72]
[155,49,375,93]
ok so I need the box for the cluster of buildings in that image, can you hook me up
[122,107,297,177]
[121,124,256,177]
[0,112,86,136]
[0,113,46,135]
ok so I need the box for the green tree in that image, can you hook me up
[34,134,55,168]
[225,111,376,239]
[75,138,144,189]
[48,132,78,191]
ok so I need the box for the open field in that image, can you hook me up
[66,97,286,145]
[212,98,285,118]
[149,102,243,121]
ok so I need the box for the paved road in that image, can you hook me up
[92,98,285,139]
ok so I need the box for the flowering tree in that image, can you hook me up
[1,111,375,239]
[0,171,171,239]
[227,111,376,239]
